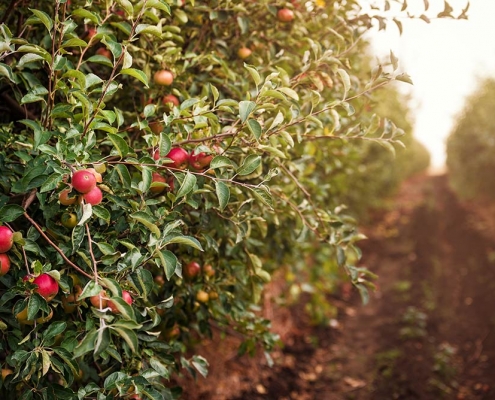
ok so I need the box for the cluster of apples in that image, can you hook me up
[150,147,213,194]
[0,226,14,277]
[17,273,60,325]
[59,168,104,208]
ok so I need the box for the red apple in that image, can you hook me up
[154,70,174,86]
[166,147,189,170]
[277,8,294,22]
[162,94,180,108]
[183,261,201,281]
[96,47,112,60]
[150,172,167,194]
[72,170,97,194]
[0,254,10,276]
[189,151,213,170]
[83,186,103,205]
[32,273,59,302]
[202,264,216,278]
[0,226,14,253]
[108,290,133,314]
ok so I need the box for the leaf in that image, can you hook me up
[337,68,351,99]
[159,133,171,157]
[278,87,299,101]
[120,68,149,87]
[94,327,110,356]
[43,321,67,341]
[130,211,160,237]
[27,294,42,320]
[165,235,203,251]
[99,277,122,297]
[110,326,138,353]
[150,357,170,379]
[390,50,399,71]
[237,154,261,176]
[247,119,262,140]
[239,101,256,123]
[41,350,51,376]
[251,186,274,209]
[0,204,25,223]
[29,8,53,32]
[0,63,15,83]
[176,172,196,198]
[191,355,209,378]
[158,250,179,280]
[73,328,98,358]
[215,181,230,211]
[40,173,63,193]
[244,64,261,87]
[210,155,234,169]
[395,73,413,85]
[107,297,136,321]
[107,133,129,158]
[77,203,93,226]
[78,281,103,301]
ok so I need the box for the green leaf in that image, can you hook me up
[176,172,196,198]
[94,327,110,356]
[247,119,262,140]
[159,133,171,157]
[395,73,413,85]
[93,205,111,224]
[130,211,160,237]
[107,133,129,158]
[73,328,98,358]
[120,68,149,87]
[210,155,234,169]
[0,63,15,83]
[107,296,136,321]
[150,357,170,379]
[239,100,256,123]
[0,204,25,222]
[158,250,179,280]
[237,154,261,176]
[191,355,209,378]
[278,87,299,101]
[109,326,138,353]
[116,0,134,16]
[251,186,273,209]
[215,181,230,211]
[99,277,122,297]
[29,8,53,32]
[44,321,67,341]
[40,173,62,193]
[337,68,351,99]
[27,294,42,320]
[71,9,101,24]
[77,203,93,226]
[244,64,261,87]
[135,24,162,38]
[164,235,203,251]
[78,281,103,301]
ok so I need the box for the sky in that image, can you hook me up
[368,0,495,171]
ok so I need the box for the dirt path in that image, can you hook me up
[181,175,495,399]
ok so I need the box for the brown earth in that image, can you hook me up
[179,174,495,400]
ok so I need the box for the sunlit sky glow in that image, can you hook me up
[367,0,495,171]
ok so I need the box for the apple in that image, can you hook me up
[59,188,78,205]
[209,291,219,300]
[83,186,103,205]
[154,275,165,285]
[0,226,13,253]
[149,121,164,134]
[90,290,107,309]
[166,147,189,170]
[196,290,209,303]
[153,70,174,86]
[166,175,175,192]
[189,151,213,170]
[237,47,252,59]
[16,307,53,325]
[0,254,10,276]
[150,172,167,194]
[184,261,201,281]
[61,212,78,229]
[162,94,180,108]
[32,273,59,302]
[62,291,79,313]
[96,47,112,59]
[202,264,215,278]
[86,168,103,183]
[277,8,294,22]
[108,290,133,314]
[1,368,13,380]
[72,170,97,194]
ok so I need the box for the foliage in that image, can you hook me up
[0,0,463,398]
[447,77,495,199]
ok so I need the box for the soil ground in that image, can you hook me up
[180,174,495,400]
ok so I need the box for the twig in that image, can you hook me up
[23,211,92,279]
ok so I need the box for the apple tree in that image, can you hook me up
[0,0,465,398]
